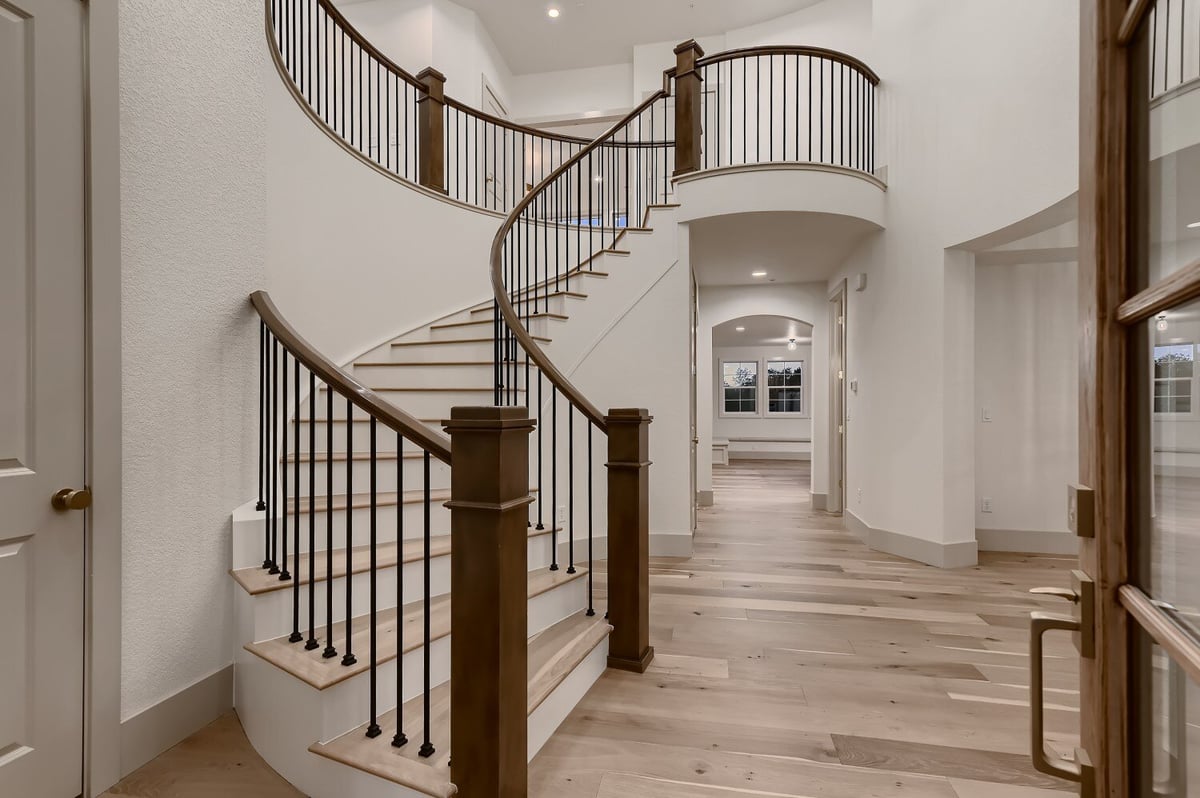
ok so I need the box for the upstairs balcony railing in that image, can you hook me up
[1147,0,1200,98]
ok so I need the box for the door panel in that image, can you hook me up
[0,1,88,796]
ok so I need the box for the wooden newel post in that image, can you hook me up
[673,39,705,177]
[417,66,447,194]
[605,408,654,673]
[443,407,534,797]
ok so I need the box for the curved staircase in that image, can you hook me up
[238,1,882,795]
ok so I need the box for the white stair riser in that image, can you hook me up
[232,501,547,570]
[429,316,554,342]
[388,339,496,362]
[234,534,557,641]
[350,362,496,388]
[527,637,608,759]
[289,457,451,496]
[469,294,573,319]
[293,422,444,454]
[314,389,499,419]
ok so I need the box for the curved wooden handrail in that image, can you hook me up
[444,98,591,146]
[309,0,425,89]
[696,45,880,85]
[489,89,670,432]
[251,291,452,464]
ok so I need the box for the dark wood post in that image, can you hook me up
[444,407,533,797]
[673,39,705,177]
[605,408,654,673]
[417,66,447,194]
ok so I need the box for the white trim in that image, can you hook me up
[844,512,978,569]
[976,528,1079,555]
[85,3,123,794]
[119,665,234,779]
[672,160,889,192]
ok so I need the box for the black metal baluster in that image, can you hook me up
[324,386,337,659]
[342,397,357,667]
[280,348,292,583]
[567,403,575,574]
[419,451,435,758]
[268,335,279,572]
[258,322,266,513]
[392,433,408,747]
[550,386,559,571]
[587,422,594,617]
[306,371,319,650]
[366,417,381,737]
[289,358,301,640]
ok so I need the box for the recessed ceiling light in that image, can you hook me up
[547,7,560,18]
[735,326,745,332]
[592,174,603,183]
[1188,221,1200,229]
[751,270,768,277]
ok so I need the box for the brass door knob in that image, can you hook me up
[52,487,92,512]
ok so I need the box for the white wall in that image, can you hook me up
[510,63,636,122]
[824,0,1079,563]
[119,0,267,721]
[714,344,814,460]
[975,260,1079,538]
[337,0,433,76]
[266,53,504,367]
[698,284,829,498]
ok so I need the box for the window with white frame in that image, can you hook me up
[767,360,804,414]
[721,361,758,415]
[1154,343,1194,414]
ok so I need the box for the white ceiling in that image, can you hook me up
[690,211,878,287]
[450,0,825,74]
[713,315,813,348]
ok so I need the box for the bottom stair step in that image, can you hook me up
[309,611,611,797]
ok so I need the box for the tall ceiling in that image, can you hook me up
[451,0,825,74]
[690,211,878,287]
[713,316,813,348]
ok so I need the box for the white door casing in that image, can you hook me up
[0,1,88,796]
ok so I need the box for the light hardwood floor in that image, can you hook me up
[528,460,1081,798]
[103,459,1080,797]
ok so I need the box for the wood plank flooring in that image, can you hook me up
[528,460,1080,798]
[102,459,1080,797]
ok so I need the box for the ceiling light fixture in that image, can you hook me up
[735,326,745,332]
[1189,221,1200,229]
[751,270,768,277]
[547,7,560,18]
[787,338,798,351]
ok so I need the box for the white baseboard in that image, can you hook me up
[728,451,811,461]
[120,664,234,777]
[976,528,1079,555]
[844,512,978,569]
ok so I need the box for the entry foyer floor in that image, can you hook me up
[104,460,1079,797]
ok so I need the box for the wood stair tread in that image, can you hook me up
[230,525,559,596]
[283,486,538,515]
[244,566,589,690]
[391,335,551,347]
[308,612,611,797]
[430,313,567,331]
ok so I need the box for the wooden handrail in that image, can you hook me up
[250,291,452,464]
[696,45,880,85]
[444,98,591,146]
[309,0,425,89]
[489,89,670,432]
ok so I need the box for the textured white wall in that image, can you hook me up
[119,0,267,720]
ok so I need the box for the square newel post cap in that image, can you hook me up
[605,407,654,425]
[442,406,535,433]
[416,66,447,100]
[673,39,705,58]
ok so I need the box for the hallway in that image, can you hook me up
[529,460,1080,797]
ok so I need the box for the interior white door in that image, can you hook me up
[0,1,88,796]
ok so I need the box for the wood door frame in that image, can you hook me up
[83,2,123,795]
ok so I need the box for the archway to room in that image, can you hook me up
[710,314,816,502]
